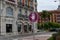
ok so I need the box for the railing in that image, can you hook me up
[18,14,24,18]
[18,14,28,19]
[5,0,16,5]
[8,0,15,2]
[18,1,24,7]
[24,4,34,10]
[24,4,28,9]
[28,6,34,11]
[18,1,34,10]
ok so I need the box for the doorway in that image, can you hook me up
[6,24,12,33]
[24,25,28,33]
[17,24,21,32]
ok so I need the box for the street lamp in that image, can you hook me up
[54,0,60,11]
[54,0,60,5]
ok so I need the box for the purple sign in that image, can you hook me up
[28,12,38,22]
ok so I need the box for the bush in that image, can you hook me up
[47,37,53,40]
[37,22,60,30]
[48,31,60,40]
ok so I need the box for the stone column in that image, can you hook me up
[21,23,24,34]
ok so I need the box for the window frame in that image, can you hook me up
[6,7,13,16]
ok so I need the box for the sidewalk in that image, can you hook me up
[0,32,53,40]
[19,35,51,40]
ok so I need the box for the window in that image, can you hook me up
[57,15,60,17]
[35,8,37,11]
[30,0,33,7]
[6,7,13,16]
[24,0,28,5]
[19,0,21,2]
[35,5,37,8]
[6,24,12,33]
[24,25,28,33]
[19,8,22,14]
[25,10,27,15]
[35,0,37,2]
[29,25,32,31]
[8,0,15,2]
[17,24,21,32]
[18,8,22,17]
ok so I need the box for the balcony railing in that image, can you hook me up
[18,1,24,7]
[8,0,15,2]
[28,6,34,11]
[18,2,34,10]
[18,14,28,19]
[24,4,28,9]
[5,0,16,5]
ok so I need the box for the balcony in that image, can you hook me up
[24,15,28,21]
[24,4,28,10]
[18,14,28,19]
[5,0,16,5]
[28,6,34,11]
[18,14,24,18]
[8,0,15,2]
[18,1,24,8]
[24,15,28,19]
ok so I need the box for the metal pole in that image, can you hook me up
[32,22,35,40]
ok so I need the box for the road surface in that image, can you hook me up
[0,32,56,40]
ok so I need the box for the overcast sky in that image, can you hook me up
[37,0,59,12]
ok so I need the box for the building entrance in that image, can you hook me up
[24,25,28,33]
[6,24,12,33]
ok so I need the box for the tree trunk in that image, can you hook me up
[43,18,46,30]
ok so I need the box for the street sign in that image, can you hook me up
[28,12,38,40]
[28,12,38,22]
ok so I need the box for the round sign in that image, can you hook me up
[28,12,38,22]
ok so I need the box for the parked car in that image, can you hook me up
[37,30,40,32]
[49,28,60,32]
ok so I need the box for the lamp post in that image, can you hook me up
[54,0,60,11]
[54,0,60,5]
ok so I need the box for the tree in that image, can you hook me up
[37,22,60,30]
[40,10,48,22]
[39,10,52,22]
[47,12,52,21]
[39,10,52,30]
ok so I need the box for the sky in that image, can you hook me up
[37,0,59,12]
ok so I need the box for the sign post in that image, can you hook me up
[28,12,38,40]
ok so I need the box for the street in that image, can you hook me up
[21,34,51,40]
[20,32,55,40]
[0,32,56,40]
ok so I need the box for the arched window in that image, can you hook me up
[24,22,28,33]
[6,7,13,16]
[17,24,21,32]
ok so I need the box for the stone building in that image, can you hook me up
[0,0,37,35]
[38,5,60,24]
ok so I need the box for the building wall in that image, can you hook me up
[0,1,18,35]
[38,10,60,24]
[0,0,37,35]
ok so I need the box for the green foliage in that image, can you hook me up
[40,22,50,30]
[40,10,52,22]
[47,37,53,40]
[37,22,60,30]
[37,23,43,30]
[40,10,48,18]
